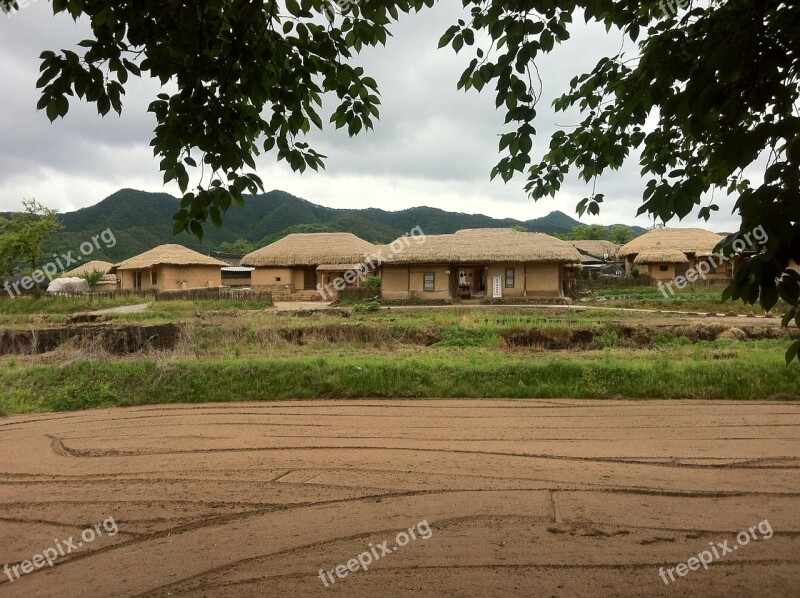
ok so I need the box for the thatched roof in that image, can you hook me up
[619,228,723,259]
[570,240,619,261]
[112,245,226,271]
[633,248,690,264]
[241,233,377,267]
[381,229,582,264]
[316,264,361,272]
[61,260,115,279]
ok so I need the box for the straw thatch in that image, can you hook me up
[570,240,619,261]
[113,245,226,271]
[315,264,361,272]
[619,228,723,259]
[61,260,115,280]
[381,229,582,264]
[633,248,690,265]
[241,233,377,267]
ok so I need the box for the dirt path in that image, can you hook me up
[90,303,150,315]
[273,301,333,312]
[1,400,798,597]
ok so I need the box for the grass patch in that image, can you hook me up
[1,347,797,415]
[588,285,789,315]
[0,295,144,315]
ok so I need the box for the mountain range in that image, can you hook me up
[38,188,647,262]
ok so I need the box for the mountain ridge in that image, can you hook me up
[40,188,647,262]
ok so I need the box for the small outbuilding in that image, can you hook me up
[111,245,226,291]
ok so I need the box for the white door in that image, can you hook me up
[492,275,502,298]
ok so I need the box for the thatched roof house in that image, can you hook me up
[241,233,377,267]
[62,260,114,277]
[112,244,226,291]
[61,260,116,287]
[242,233,378,297]
[381,229,582,265]
[633,248,689,265]
[619,228,723,259]
[113,245,226,270]
[380,228,581,301]
[619,228,727,281]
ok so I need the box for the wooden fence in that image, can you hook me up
[1,288,273,303]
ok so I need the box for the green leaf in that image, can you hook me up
[760,285,779,312]
[785,340,800,365]
[285,0,301,17]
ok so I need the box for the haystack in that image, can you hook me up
[47,277,90,295]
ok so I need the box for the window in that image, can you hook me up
[275,277,281,282]
[423,272,435,292]
[151,271,158,285]
[659,265,669,272]
[505,267,515,288]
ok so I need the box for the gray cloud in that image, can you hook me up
[0,2,743,231]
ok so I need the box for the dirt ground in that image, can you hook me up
[1,400,798,597]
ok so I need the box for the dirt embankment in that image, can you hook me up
[501,323,800,349]
[0,324,181,355]
[2,319,797,357]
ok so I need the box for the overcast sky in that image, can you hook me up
[0,2,745,231]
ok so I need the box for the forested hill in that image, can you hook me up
[41,188,645,261]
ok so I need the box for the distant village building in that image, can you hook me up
[111,245,226,291]
[569,240,619,263]
[618,228,728,281]
[60,260,117,289]
[569,240,621,275]
[209,251,254,287]
[242,233,377,299]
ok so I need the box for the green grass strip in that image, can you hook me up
[1,353,798,414]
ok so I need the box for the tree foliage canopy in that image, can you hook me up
[565,223,607,241]
[0,199,64,280]
[3,0,799,358]
[609,225,633,245]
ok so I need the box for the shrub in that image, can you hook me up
[363,276,382,289]
[352,301,381,312]
[81,269,108,290]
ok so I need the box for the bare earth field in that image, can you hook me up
[1,400,798,597]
